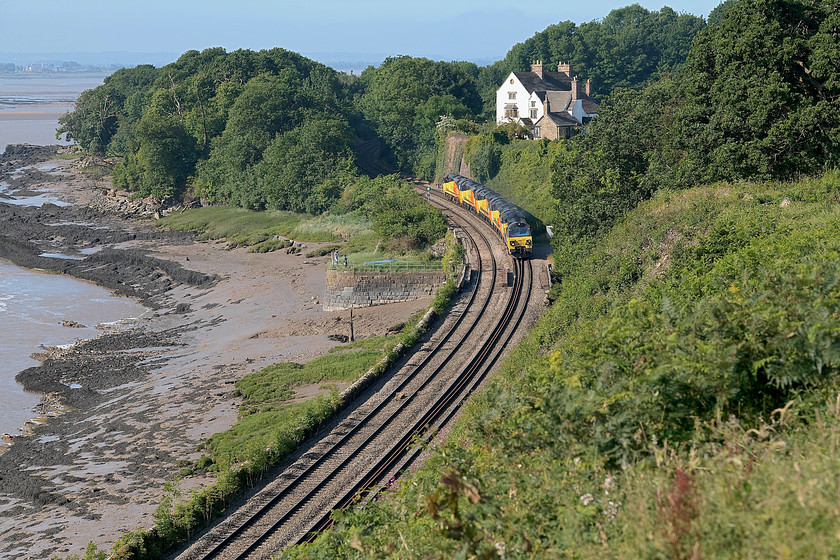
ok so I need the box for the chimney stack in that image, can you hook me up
[585,78,591,96]
[531,60,544,79]
[557,61,571,77]
[571,76,581,100]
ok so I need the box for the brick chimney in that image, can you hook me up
[571,76,581,100]
[585,78,591,96]
[557,61,571,77]
[531,60,544,79]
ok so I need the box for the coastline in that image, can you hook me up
[0,145,433,559]
[0,258,149,445]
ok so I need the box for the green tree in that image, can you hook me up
[500,5,705,100]
[57,86,122,153]
[359,56,480,173]
[255,116,356,213]
[113,111,198,200]
[673,0,840,184]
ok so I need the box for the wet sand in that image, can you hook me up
[0,145,431,559]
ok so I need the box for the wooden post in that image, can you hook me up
[349,305,354,342]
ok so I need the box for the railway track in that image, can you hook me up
[175,190,534,560]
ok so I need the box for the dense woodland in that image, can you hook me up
[58,3,710,208]
[60,0,840,558]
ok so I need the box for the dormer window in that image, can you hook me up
[508,92,516,100]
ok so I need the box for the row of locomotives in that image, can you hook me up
[442,173,533,256]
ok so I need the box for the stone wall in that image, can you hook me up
[323,269,446,311]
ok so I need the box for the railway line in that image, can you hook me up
[174,186,539,560]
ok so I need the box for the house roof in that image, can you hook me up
[512,71,600,116]
[537,111,579,127]
[512,71,572,93]
[581,98,599,114]
[546,91,572,112]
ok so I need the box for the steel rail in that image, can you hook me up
[295,210,530,545]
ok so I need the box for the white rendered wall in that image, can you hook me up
[496,73,531,124]
[571,99,597,123]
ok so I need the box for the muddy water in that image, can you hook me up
[0,73,109,153]
[0,260,147,440]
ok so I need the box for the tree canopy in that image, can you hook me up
[545,0,840,261]
[497,5,706,100]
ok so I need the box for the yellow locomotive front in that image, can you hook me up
[505,221,533,256]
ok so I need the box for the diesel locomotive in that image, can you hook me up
[441,173,533,256]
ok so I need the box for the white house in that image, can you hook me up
[496,61,599,140]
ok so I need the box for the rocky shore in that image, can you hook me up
[0,145,432,559]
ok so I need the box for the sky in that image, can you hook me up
[0,0,725,69]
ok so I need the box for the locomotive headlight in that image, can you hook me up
[509,240,515,247]
[526,239,532,246]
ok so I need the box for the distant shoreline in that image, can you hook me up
[0,112,65,120]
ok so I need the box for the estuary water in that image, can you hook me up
[0,72,109,153]
[0,262,147,439]
[0,71,150,440]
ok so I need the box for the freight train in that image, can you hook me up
[440,173,533,256]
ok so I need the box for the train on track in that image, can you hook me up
[440,173,533,256]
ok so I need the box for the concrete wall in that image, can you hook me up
[323,269,446,311]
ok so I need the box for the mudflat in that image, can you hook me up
[0,145,431,559]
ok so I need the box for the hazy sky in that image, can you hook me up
[0,0,724,66]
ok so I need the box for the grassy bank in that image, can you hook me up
[285,171,840,558]
[157,206,370,252]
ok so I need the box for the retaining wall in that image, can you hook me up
[323,269,446,311]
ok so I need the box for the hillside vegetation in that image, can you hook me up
[287,170,840,560]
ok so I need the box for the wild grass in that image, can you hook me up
[206,345,393,465]
[290,213,372,242]
[158,206,377,251]
[607,398,840,559]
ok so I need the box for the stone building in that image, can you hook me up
[495,61,599,139]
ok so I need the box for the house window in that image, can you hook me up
[508,92,516,100]
[531,101,536,107]
[530,109,538,119]
[534,126,541,138]
[504,105,519,118]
